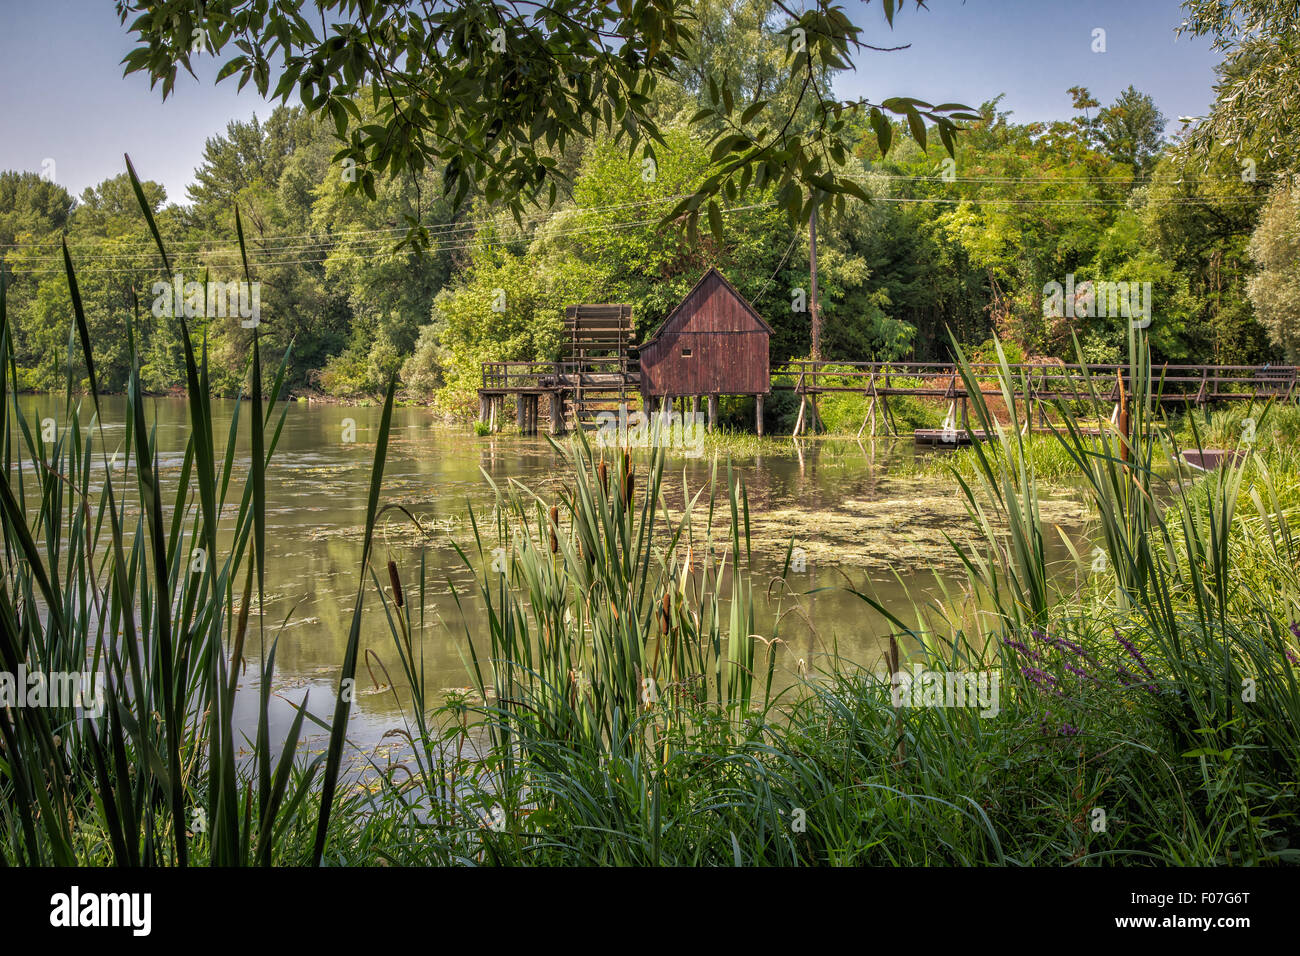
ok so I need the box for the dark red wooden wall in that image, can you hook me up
[637,269,771,397]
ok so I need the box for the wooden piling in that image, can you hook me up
[548,391,566,436]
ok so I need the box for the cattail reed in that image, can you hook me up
[621,449,634,505]
[548,504,559,554]
[598,455,608,493]
[387,559,404,608]
[658,592,671,634]
[888,635,905,766]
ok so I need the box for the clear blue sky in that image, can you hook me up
[0,0,1224,205]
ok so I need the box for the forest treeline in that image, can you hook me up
[2,6,1298,412]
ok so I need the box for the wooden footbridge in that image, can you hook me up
[479,357,1298,440]
[479,356,637,434]
[771,360,1299,441]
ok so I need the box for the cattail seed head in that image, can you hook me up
[548,504,559,554]
[387,559,405,608]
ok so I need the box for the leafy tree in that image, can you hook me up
[1247,180,1300,360]
[1180,0,1300,174]
[187,106,315,221]
[0,171,73,246]
[1137,150,1269,364]
[432,250,598,408]
[1094,86,1167,176]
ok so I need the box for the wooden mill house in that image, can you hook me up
[633,266,773,434]
[479,267,773,434]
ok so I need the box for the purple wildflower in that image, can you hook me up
[1059,723,1081,737]
[1064,662,1096,682]
[1116,665,1157,695]
[1021,666,1063,695]
[1053,636,1097,664]
[1115,630,1156,681]
[1002,636,1040,660]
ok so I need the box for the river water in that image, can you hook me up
[14,394,1087,757]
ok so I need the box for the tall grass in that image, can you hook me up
[933,330,1300,862]
[0,160,396,866]
[357,330,1300,865]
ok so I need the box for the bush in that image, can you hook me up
[400,322,444,397]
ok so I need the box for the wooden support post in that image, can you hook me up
[859,374,876,441]
[756,394,765,437]
[794,395,806,437]
[548,391,566,436]
[707,394,718,432]
[479,393,490,426]
[516,395,527,432]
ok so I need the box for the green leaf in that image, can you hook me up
[707,199,725,243]
[906,107,928,151]
[870,108,893,156]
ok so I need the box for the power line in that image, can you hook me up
[0,191,702,256]
[3,170,1271,257]
[1,201,782,276]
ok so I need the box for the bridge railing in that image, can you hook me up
[769,361,1297,404]
[481,357,635,391]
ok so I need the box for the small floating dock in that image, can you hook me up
[914,425,1107,445]
[1180,448,1246,471]
[914,428,989,446]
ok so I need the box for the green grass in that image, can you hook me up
[901,432,1099,484]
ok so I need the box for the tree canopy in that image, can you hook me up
[114,0,973,243]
